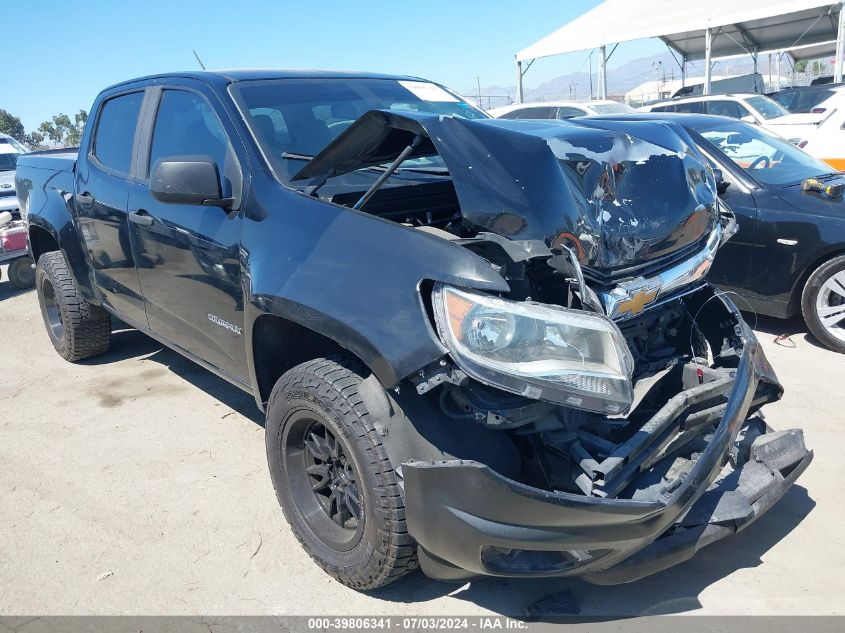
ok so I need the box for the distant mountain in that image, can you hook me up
[462,51,757,108]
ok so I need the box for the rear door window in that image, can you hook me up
[705,100,746,119]
[673,101,704,113]
[556,106,586,119]
[509,107,556,119]
[92,91,144,174]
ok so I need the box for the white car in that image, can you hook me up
[765,87,845,171]
[0,133,29,218]
[638,94,790,131]
[488,100,636,120]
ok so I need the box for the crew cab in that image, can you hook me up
[16,71,811,591]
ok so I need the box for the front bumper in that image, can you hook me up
[403,333,812,584]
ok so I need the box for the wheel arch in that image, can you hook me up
[789,246,845,317]
[28,224,60,262]
[250,313,381,408]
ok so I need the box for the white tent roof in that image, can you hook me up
[517,0,843,62]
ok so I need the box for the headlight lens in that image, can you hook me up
[432,284,634,414]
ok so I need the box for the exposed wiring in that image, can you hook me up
[687,289,759,368]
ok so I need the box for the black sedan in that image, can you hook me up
[601,113,845,353]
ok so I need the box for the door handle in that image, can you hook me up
[75,192,94,205]
[128,209,155,227]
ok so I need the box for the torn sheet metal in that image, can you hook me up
[294,110,719,273]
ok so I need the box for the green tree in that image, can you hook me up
[0,108,27,143]
[795,60,808,73]
[37,110,88,147]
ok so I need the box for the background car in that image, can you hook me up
[488,99,635,120]
[770,84,845,114]
[766,87,845,170]
[0,133,29,219]
[600,113,845,352]
[638,93,790,131]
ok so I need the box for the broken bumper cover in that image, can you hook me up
[403,335,812,584]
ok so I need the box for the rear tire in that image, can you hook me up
[801,255,845,353]
[8,256,35,289]
[265,356,417,590]
[35,251,111,361]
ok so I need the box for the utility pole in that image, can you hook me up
[476,76,482,107]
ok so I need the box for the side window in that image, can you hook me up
[148,90,240,199]
[651,105,674,112]
[92,91,144,174]
[674,101,703,113]
[706,100,744,119]
[556,107,585,119]
[513,107,555,119]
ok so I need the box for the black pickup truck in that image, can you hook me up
[16,70,811,591]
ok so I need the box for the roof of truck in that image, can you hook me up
[104,69,425,92]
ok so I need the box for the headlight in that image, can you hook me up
[432,284,634,414]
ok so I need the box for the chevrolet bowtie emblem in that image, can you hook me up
[614,286,659,317]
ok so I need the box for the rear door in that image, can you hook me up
[126,84,248,380]
[74,90,149,326]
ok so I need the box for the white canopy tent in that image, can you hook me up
[515,0,845,102]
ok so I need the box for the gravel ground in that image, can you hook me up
[0,267,842,617]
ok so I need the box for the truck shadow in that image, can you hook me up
[371,480,815,620]
[0,280,33,301]
[80,326,263,425]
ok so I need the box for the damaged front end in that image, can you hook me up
[294,110,812,583]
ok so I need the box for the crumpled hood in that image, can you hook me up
[294,111,719,272]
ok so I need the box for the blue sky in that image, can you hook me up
[6,0,664,132]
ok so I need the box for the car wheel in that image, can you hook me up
[8,256,35,289]
[265,356,417,590]
[801,255,845,353]
[35,251,111,361]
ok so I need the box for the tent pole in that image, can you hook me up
[776,51,781,90]
[681,56,686,88]
[704,27,712,95]
[835,0,845,84]
[516,60,524,104]
[599,44,607,99]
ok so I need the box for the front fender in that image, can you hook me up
[241,173,509,392]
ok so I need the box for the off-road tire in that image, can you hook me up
[7,256,35,289]
[35,251,111,361]
[265,356,417,590]
[801,255,845,353]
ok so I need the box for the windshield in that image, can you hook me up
[590,102,635,114]
[231,78,487,181]
[0,152,18,171]
[693,119,836,185]
[746,96,789,119]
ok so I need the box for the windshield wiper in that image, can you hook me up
[281,152,315,161]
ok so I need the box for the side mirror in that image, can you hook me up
[740,115,757,125]
[149,157,232,208]
[0,211,11,226]
[712,168,730,196]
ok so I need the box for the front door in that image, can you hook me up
[74,90,148,326]
[127,87,247,381]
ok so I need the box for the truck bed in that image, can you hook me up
[16,148,78,173]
